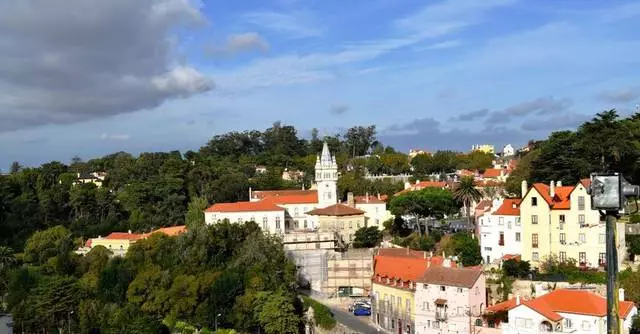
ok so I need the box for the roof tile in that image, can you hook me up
[494,199,522,216]
[307,204,364,216]
[205,201,284,213]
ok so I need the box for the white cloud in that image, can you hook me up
[421,40,462,50]
[242,11,322,39]
[207,32,270,55]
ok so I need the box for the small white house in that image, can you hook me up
[478,198,523,264]
[503,289,637,334]
[503,144,515,157]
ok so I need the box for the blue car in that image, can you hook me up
[353,307,371,316]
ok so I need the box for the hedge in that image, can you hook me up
[301,296,337,330]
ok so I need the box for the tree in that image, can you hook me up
[23,225,73,266]
[352,227,383,248]
[453,176,482,226]
[502,259,531,278]
[389,188,459,235]
[185,196,208,228]
[258,291,300,334]
[504,149,540,197]
[0,246,16,270]
[344,125,377,157]
[9,161,21,174]
[451,233,482,266]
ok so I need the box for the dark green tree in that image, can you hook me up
[352,226,383,248]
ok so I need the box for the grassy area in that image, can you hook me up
[301,296,337,330]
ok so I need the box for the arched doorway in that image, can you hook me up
[539,321,553,332]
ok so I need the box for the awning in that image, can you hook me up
[435,298,447,305]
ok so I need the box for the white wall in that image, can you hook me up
[204,210,286,234]
[479,212,522,264]
[504,304,550,334]
[355,202,392,230]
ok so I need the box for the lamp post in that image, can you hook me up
[68,310,74,334]
[215,313,221,332]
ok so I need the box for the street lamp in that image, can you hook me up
[68,310,74,334]
[215,313,222,332]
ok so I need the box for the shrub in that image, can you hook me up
[301,296,336,330]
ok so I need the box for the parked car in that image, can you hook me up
[353,307,371,316]
[348,300,370,312]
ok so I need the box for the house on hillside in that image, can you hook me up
[478,198,523,265]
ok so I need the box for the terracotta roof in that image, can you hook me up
[152,225,186,236]
[435,298,447,305]
[416,181,448,189]
[354,195,387,204]
[85,239,92,248]
[476,199,493,210]
[205,201,284,213]
[531,183,553,205]
[458,169,477,177]
[526,183,589,210]
[580,178,592,188]
[252,189,317,200]
[104,232,145,241]
[485,298,520,314]
[520,289,636,321]
[501,254,521,261]
[417,266,483,288]
[373,255,430,282]
[268,193,318,204]
[307,204,365,216]
[483,168,503,178]
[494,199,522,216]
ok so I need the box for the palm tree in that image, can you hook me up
[453,176,483,226]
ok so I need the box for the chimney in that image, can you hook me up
[550,181,555,198]
[416,179,421,186]
[521,180,528,198]
[443,258,451,268]
[249,187,253,199]
[620,288,625,302]
[430,251,433,258]
[424,251,427,259]
[557,180,562,187]
[347,192,355,207]
[366,192,369,203]
[404,181,411,190]
[377,193,381,200]
[516,295,521,305]
[128,230,132,234]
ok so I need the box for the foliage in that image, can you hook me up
[628,235,640,261]
[5,222,302,332]
[394,232,437,252]
[501,259,531,278]
[504,149,541,197]
[452,176,482,224]
[389,188,459,234]
[450,233,482,267]
[352,226,383,248]
[631,314,640,334]
[301,296,337,330]
[620,267,640,304]
[536,254,606,284]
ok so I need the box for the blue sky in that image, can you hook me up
[1,0,639,168]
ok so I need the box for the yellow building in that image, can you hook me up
[519,180,625,268]
[371,248,453,334]
[80,226,187,256]
[307,203,366,245]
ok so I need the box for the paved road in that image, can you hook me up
[326,304,381,334]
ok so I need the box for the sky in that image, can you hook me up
[1,0,640,168]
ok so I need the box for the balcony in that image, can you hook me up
[435,311,447,321]
[498,239,505,246]
[532,243,538,248]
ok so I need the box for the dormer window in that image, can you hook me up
[532,197,538,206]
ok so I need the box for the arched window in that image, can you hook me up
[475,319,483,327]
[262,216,268,230]
[275,216,281,229]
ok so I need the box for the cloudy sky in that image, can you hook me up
[1,0,639,168]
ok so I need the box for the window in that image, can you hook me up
[508,221,512,229]
[422,302,428,311]
[304,220,308,228]
[599,253,606,266]
[457,288,463,293]
[376,219,380,225]
[457,307,463,316]
[440,286,446,292]
[560,233,566,244]
[499,217,504,225]
[579,252,587,265]
[532,252,539,261]
[579,233,586,243]
[275,216,281,229]
[531,215,538,224]
[499,232,505,246]
[559,214,565,223]
[532,234,538,248]
[578,196,585,210]
[357,222,361,228]
[406,299,410,313]
[423,284,428,289]
[316,242,320,249]
[559,251,566,262]
[599,234,606,244]
[579,214,585,225]
[515,217,521,225]
[532,197,538,206]
[582,320,591,330]
[565,318,572,329]
[349,221,352,229]
[262,217,268,230]
[515,232,521,242]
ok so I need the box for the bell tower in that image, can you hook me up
[315,141,338,207]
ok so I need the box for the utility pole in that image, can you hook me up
[588,173,640,334]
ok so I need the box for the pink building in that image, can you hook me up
[414,265,486,334]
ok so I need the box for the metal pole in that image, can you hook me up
[606,211,620,334]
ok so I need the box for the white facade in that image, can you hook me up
[315,142,338,207]
[478,199,523,264]
[503,144,515,157]
[204,209,286,235]
[355,202,392,230]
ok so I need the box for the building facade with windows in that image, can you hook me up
[519,180,626,268]
[371,249,455,334]
[478,198,523,264]
[502,289,636,334]
[414,266,486,334]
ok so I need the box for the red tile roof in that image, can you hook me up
[580,178,592,188]
[205,201,284,213]
[85,239,92,248]
[354,195,387,204]
[483,168,503,178]
[376,248,429,259]
[526,183,588,210]
[150,225,187,237]
[520,289,636,321]
[252,189,317,200]
[485,297,520,313]
[494,199,522,216]
[104,232,145,241]
[416,181,448,189]
[268,193,318,204]
[417,266,483,288]
[501,254,521,261]
[307,204,365,216]
[373,250,456,284]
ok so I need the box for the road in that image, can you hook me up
[326,304,381,334]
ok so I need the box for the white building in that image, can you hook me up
[414,265,486,334]
[503,289,637,334]
[204,201,287,234]
[354,193,392,230]
[503,144,515,157]
[478,198,523,264]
